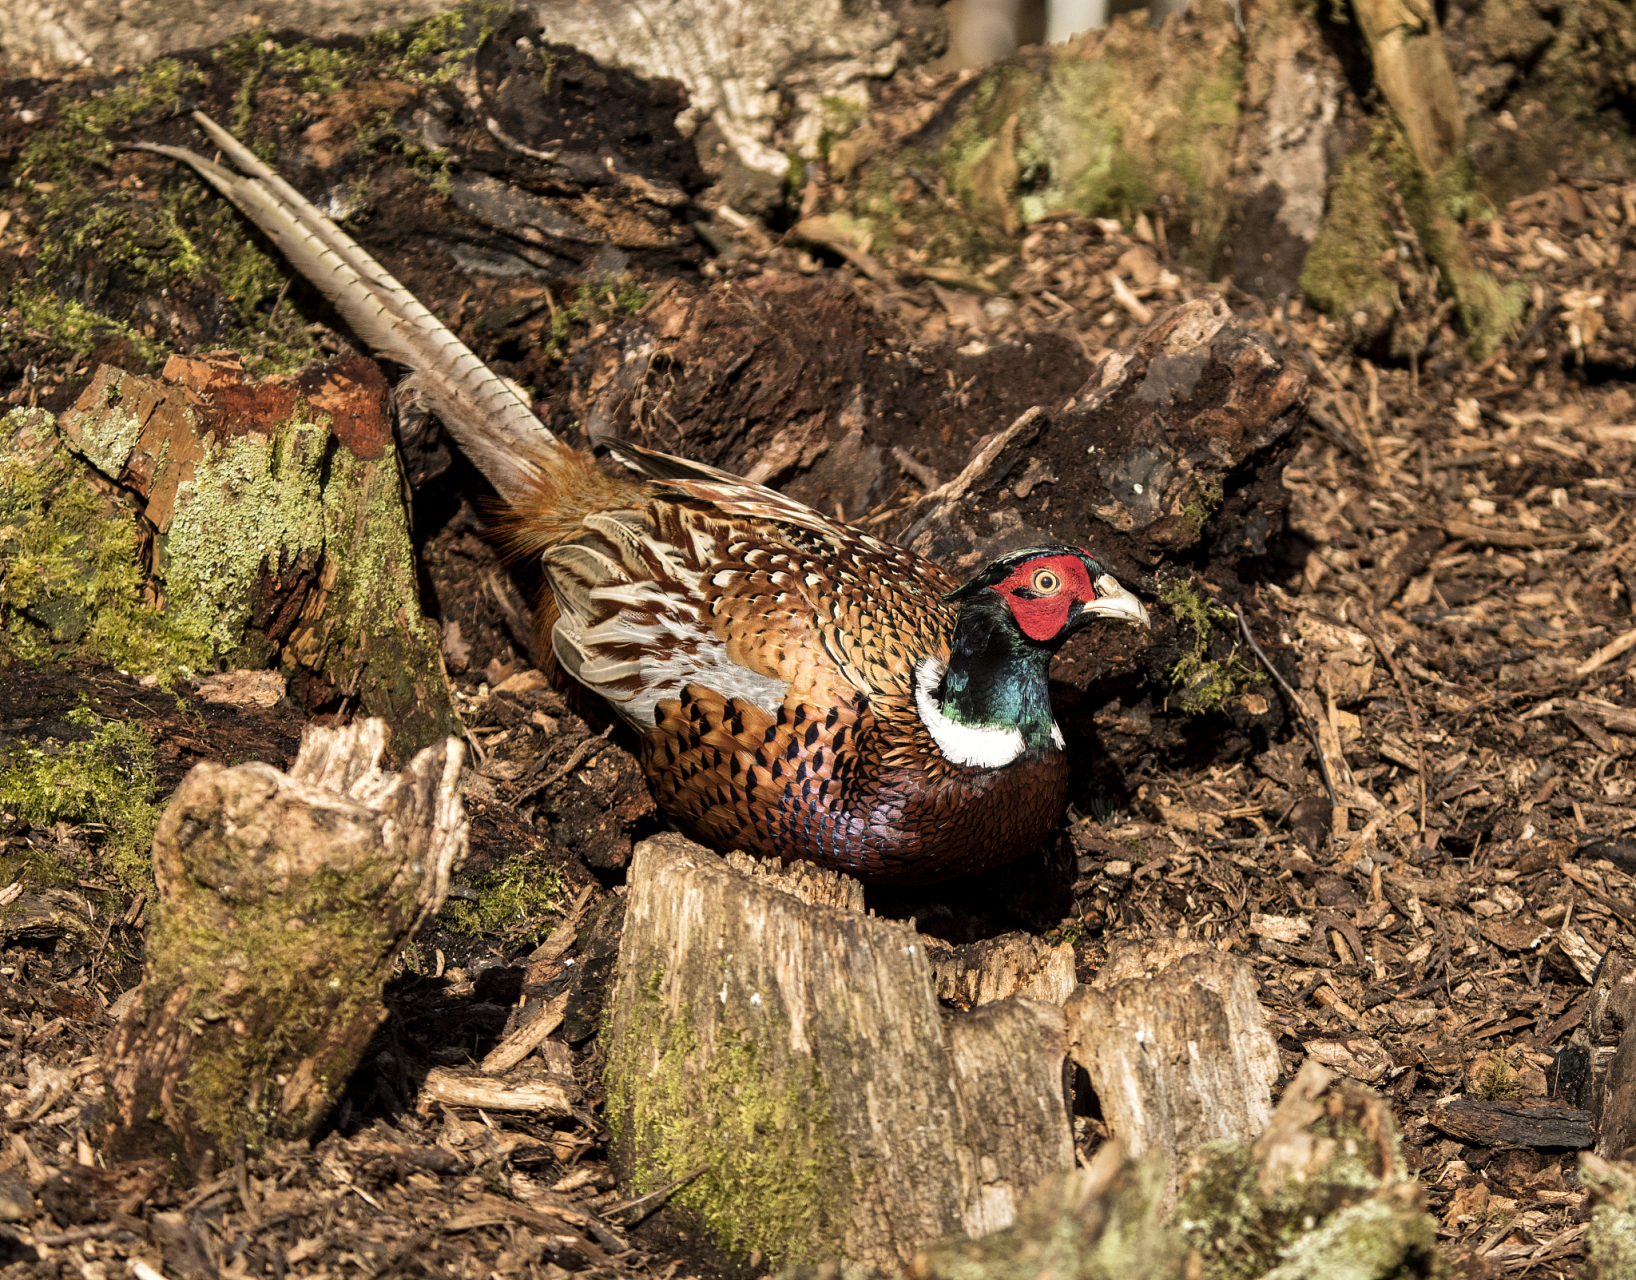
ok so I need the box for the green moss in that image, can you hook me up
[1583,1154,1636,1280]
[1299,146,1398,345]
[1178,478,1223,545]
[1374,120,1523,360]
[0,408,210,682]
[0,704,161,896]
[1161,579,1261,715]
[1172,1084,1434,1280]
[440,858,565,941]
[544,280,652,357]
[1,289,160,364]
[828,7,1242,273]
[1472,1052,1519,1101]
[604,972,849,1267]
[146,856,403,1151]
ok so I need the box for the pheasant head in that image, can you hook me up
[914,548,1149,770]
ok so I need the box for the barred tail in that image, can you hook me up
[136,111,557,505]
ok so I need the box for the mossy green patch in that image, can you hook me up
[145,857,403,1152]
[0,408,210,683]
[1299,146,1399,350]
[1161,578,1261,715]
[1374,121,1523,360]
[0,704,161,897]
[604,974,849,1267]
[1583,1154,1636,1280]
[8,53,320,376]
[439,856,565,943]
[544,280,652,357]
[827,5,1241,274]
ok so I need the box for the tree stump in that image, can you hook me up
[1065,939,1280,1207]
[601,833,1074,1271]
[1585,949,1636,1161]
[55,354,455,751]
[855,1063,1440,1280]
[100,719,466,1174]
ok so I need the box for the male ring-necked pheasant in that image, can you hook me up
[146,114,1151,884]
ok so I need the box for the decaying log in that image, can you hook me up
[851,1063,1440,1280]
[55,354,454,751]
[602,833,1074,1271]
[928,932,1077,1010]
[897,295,1306,577]
[1065,939,1280,1206]
[1429,1098,1595,1151]
[101,719,465,1174]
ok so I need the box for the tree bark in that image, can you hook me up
[57,355,456,752]
[100,719,466,1175]
[602,833,1075,1271]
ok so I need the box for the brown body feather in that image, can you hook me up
[150,114,1144,886]
[495,440,1070,883]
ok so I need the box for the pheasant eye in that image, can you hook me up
[1030,568,1061,593]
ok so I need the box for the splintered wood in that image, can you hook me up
[100,719,465,1173]
[602,834,1074,1271]
[1067,940,1281,1205]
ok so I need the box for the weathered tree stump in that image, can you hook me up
[837,1063,1440,1280]
[55,354,455,751]
[101,719,466,1174]
[601,833,1074,1271]
[1065,939,1280,1206]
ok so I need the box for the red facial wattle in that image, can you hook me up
[992,553,1096,642]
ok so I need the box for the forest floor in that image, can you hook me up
[1,26,1634,1280]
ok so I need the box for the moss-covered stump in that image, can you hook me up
[793,1062,1441,1280]
[101,718,465,1174]
[1302,2,1522,358]
[1582,1153,1636,1279]
[819,2,1243,273]
[48,352,455,751]
[602,833,1075,1272]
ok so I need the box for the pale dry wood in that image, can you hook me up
[481,992,571,1075]
[420,1068,573,1117]
[1065,942,1280,1208]
[1350,0,1463,174]
[930,934,1077,1009]
[101,720,466,1175]
[603,833,1073,1271]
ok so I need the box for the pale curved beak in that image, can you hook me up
[1088,574,1151,628]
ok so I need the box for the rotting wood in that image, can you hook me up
[100,719,465,1175]
[419,1068,573,1117]
[1064,940,1280,1208]
[1429,1098,1596,1150]
[601,833,1074,1272]
[1351,0,1463,175]
[928,933,1077,1009]
[857,1062,1441,1280]
[1582,950,1636,1160]
[54,356,455,751]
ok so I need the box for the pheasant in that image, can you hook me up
[142,114,1151,884]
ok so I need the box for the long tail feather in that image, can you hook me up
[134,111,557,503]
